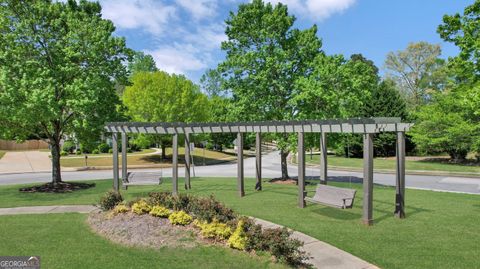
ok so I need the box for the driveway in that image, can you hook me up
[0,151,51,174]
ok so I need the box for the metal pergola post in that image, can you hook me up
[172,133,178,196]
[320,132,328,185]
[363,133,374,225]
[237,132,245,197]
[184,133,191,190]
[255,132,262,191]
[395,131,406,218]
[112,133,119,191]
[298,132,306,208]
[121,133,128,189]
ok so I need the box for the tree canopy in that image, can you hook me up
[384,42,445,110]
[0,0,131,183]
[215,0,321,179]
[123,71,210,158]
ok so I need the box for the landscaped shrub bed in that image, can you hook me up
[99,190,309,267]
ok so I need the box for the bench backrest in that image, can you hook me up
[312,184,356,208]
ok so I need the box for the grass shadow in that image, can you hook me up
[309,206,361,220]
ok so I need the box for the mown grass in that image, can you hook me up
[305,155,480,174]
[60,147,238,168]
[0,213,285,269]
[1,178,479,268]
[0,150,5,160]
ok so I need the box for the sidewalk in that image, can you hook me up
[0,205,379,269]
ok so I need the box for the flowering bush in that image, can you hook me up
[131,199,151,215]
[168,211,193,225]
[149,206,171,218]
[112,204,129,214]
[228,220,247,250]
[194,219,232,240]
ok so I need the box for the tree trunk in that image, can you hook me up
[280,150,289,180]
[161,143,166,160]
[51,141,62,184]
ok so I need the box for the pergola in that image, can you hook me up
[105,117,413,225]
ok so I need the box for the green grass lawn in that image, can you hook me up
[305,155,480,174]
[60,147,238,168]
[0,213,285,269]
[0,150,5,160]
[1,178,479,268]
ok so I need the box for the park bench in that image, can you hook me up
[122,171,162,190]
[305,184,356,209]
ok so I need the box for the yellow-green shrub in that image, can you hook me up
[194,219,232,240]
[168,210,193,225]
[149,205,171,218]
[131,199,151,215]
[107,204,129,218]
[112,204,129,214]
[228,220,247,250]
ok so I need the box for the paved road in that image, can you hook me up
[0,151,479,194]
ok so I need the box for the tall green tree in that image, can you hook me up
[294,53,380,157]
[411,1,480,161]
[217,0,321,179]
[384,42,446,109]
[123,71,210,159]
[365,79,408,157]
[410,90,477,160]
[128,51,158,75]
[0,0,131,184]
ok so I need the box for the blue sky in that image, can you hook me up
[97,0,472,82]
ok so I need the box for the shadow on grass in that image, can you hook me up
[140,154,234,166]
[310,206,361,220]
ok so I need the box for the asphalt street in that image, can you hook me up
[0,151,479,194]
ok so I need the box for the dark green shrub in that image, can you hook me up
[75,150,82,155]
[60,150,69,156]
[129,143,141,152]
[148,192,236,223]
[62,140,76,153]
[97,143,110,153]
[187,195,236,223]
[99,190,123,211]
[92,149,100,154]
[108,149,113,154]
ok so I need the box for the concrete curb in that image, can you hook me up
[0,205,379,269]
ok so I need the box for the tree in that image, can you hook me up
[410,90,477,161]
[217,0,321,179]
[384,42,445,109]
[123,71,210,159]
[128,51,158,75]
[365,79,408,157]
[294,53,380,157]
[0,0,131,185]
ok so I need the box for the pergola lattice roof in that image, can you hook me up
[105,117,413,134]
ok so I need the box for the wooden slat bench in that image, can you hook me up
[304,184,357,209]
[122,171,163,190]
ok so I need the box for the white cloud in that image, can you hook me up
[100,0,177,34]
[175,0,218,20]
[265,0,356,20]
[184,23,227,50]
[145,44,209,74]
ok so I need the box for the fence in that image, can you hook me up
[0,139,49,150]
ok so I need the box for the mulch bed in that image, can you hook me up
[19,182,96,193]
[87,212,202,249]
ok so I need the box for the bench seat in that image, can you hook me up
[305,184,356,209]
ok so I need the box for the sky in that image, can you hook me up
[96,0,473,82]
